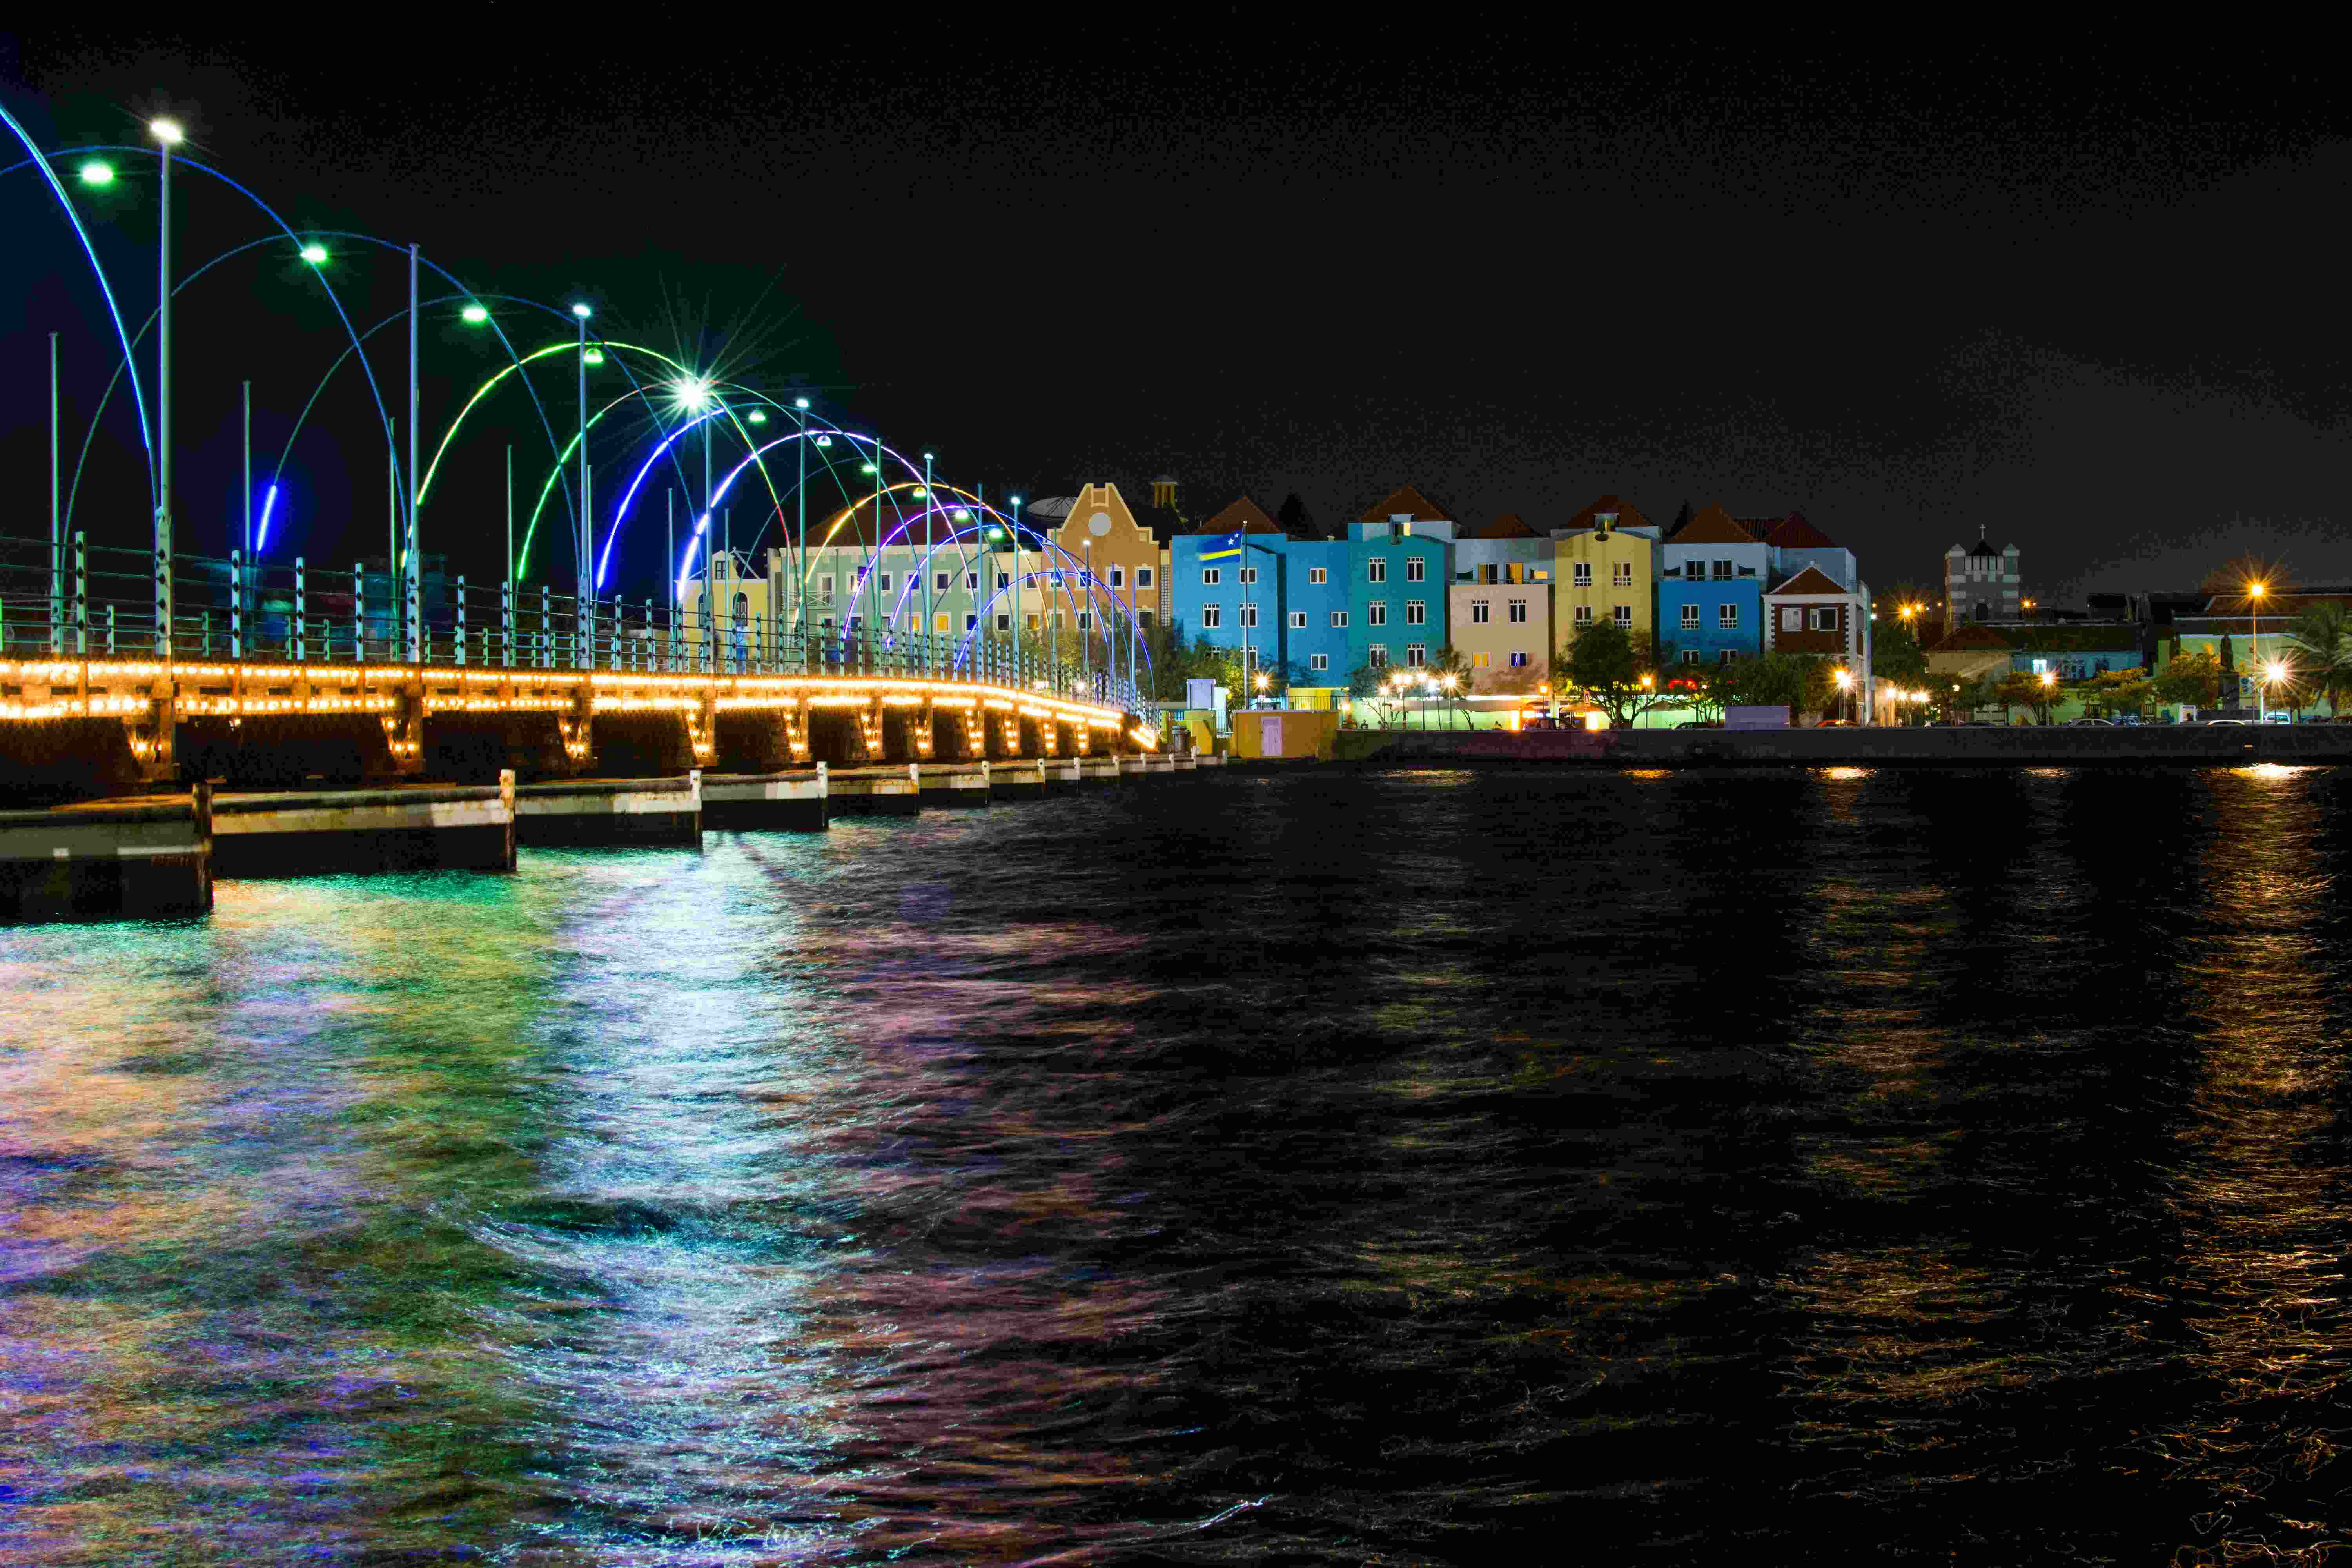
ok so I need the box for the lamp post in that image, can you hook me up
[1833,664,1853,724]
[151,116,181,656]
[571,303,592,666]
[2038,667,2056,725]
[2248,580,2266,720]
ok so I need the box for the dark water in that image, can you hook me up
[7,765,2352,1565]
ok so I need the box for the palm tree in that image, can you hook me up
[2289,603,2352,714]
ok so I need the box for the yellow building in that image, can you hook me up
[1446,581,1553,694]
[1551,495,1661,648]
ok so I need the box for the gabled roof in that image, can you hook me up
[1764,511,1841,550]
[1767,565,1853,598]
[1735,517,1779,541]
[1192,496,1281,535]
[1470,511,1541,539]
[1356,484,1451,524]
[1561,494,1655,534]
[1666,504,1756,546]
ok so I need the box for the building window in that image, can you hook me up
[1240,566,1258,584]
[1680,604,1700,630]
[1077,611,1092,631]
[1368,602,1388,626]
[935,572,951,592]
[1140,611,1154,628]
[1574,604,1593,627]
[1135,566,1154,588]
[1508,600,1528,624]
[1308,566,1327,585]
[1509,651,1530,668]
[1812,606,1838,632]
[1573,562,1593,588]
[1719,649,1738,665]
[1406,557,1426,582]
[1472,651,1490,667]
[995,613,1011,631]
[1406,644,1426,667]
[1367,559,1387,583]
[964,614,976,630]
[1682,648,1701,664]
[1109,565,1125,588]
[1368,644,1388,668]
[1405,600,1426,625]
[934,613,950,633]
[819,574,835,599]
[965,571,979,590]
[1241,604,1258,628]
[1310,653,1328,671]
[1202,605,1221,628]
[1781,606,1802,631]
[1719,604,1739,629]
[879,572,893,593]
[1613,604,1632,629]
[1472,599,1492,624]
[996,572,1010,590]
[1330,610,1348,628]
[1289,610,1307,629]
[1201,567,1220,586]
[1713,559,1734,580]
[1612,562,1632,588]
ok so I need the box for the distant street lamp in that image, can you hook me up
[1833,664,1853,723]
[151,116,183,656]
[2249,580,2267,720]
[2038,667,2056,725]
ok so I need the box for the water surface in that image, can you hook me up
[6,765,2352,1564]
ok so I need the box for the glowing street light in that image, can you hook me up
[794,396,810,410]
[570,303,592,319]
[747,408,767,424]
[78,160,113,187]
[299,243,328,265]
[148,118,183,145]
[673,376,711,411]
[460,302,488,324]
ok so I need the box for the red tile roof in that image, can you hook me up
[1562,494,1656,534]
[1764,511,1841,550]
[1666,504,1754,545]
[1470,511,1541,539]
[1931,623,2014,652]
[1192,496,1282,535]
[1356,484,1452,523]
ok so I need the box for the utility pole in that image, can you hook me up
[406,243,421,662]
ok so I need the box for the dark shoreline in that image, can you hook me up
[1283,726,2352,769]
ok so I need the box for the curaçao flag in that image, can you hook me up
[1200,530,1243,561]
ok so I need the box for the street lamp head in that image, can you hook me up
[859,461,877,475]
[1833,667,1853,688]
[2249,581,2266,599]
[570,303,592,319]
[78,160,114,187]
[2039,669,2055,687]
[794,396,810,410]
[149,118,183,145]
[746,408,767,424]
[813,434,831,448]
[299,243,328,265]
[460,303,488,324]
[1010,494,1022,507]
[2267,660,2288,684]
[673,376,712,411]
[922,451,935,462]
[583,348,603,365]
[910,487,927,499]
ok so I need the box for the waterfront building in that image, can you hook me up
[1945,527,2022,622]
[1170,497,1289,675]
[1659,504,1767,665]
[1047,481,1172,641]
[1447,578,1553,693]
[1551,495,1659,646]
[1764,561,1875,717]
[1349,486,1456,675]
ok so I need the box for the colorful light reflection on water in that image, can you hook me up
[10,766,2352,1563]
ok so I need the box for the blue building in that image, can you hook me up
[1169,498,1292,677]
[1659,505,1769,665]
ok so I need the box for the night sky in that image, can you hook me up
[3,27,2346,603]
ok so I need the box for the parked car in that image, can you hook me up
[2063,718,2115,726]
[1815,718,1855,727]
[2205,719,2250,726]
[1676,720,1723,729]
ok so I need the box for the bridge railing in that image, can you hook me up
[0,534,1144,714]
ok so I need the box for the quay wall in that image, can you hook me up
[1327,726,2352,768]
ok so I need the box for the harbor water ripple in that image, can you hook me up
[7,764,2352,1564]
